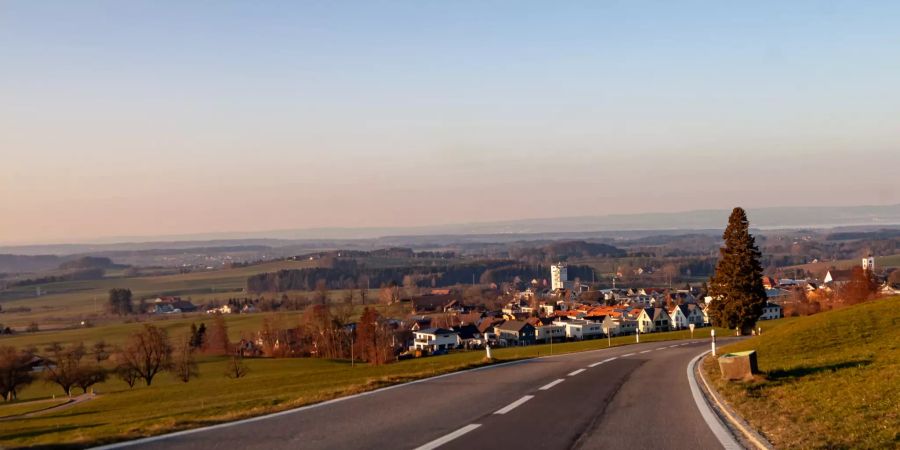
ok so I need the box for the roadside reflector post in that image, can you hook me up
[711,329,717,356]
[635,329,640,343]
[689,323,695,338]
[485,344,492,360]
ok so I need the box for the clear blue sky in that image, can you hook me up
[1,1,899,244]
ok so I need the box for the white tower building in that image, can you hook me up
[862,255,875,271]
[551,263,568,291]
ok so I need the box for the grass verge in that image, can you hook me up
[702,296,899,449]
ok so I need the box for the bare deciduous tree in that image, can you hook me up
[0,346,34,401]
[74,365,107,394]
[118,324,172,386]
[225,354,248,379]
[115,363,139,388]
[172,336,198,383]
[206,313,230,356]
[43,342,87,396]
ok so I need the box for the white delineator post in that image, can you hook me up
[485,344,492,360]
[689,323,695,338]
[711,329,717,356]
[635,329,640,343]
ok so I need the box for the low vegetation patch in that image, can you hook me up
[703,296,899,449]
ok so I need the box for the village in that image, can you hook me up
[120,251,898,362]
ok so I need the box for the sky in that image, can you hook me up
[2,1,899,245]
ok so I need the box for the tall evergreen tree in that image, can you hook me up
[708,207,767,335]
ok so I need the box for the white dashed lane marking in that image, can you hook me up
[494,395,534,415]
[589,357,617,367]
[414,424,482,450]
[568,369,586,376]
[539,379,565,390]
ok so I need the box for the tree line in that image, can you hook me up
[245,259,597,293]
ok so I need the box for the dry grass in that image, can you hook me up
[703,297,900,449]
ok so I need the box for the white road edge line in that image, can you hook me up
[91,358,530,450]
[539,378,565,390]
[568,368,586,376]
[687,350,742,450]
[92,339,696,449]
[494,395,534,415]
[413,423,482,450]
[589,357,617,367]
[622,352,636,357]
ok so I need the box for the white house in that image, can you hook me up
[637,307,671,333]
[602,315,637,336]
[534,323,566,342]
[412,328,459,352]
[668,305,689,330]
[669,303,708,330]
[554,319,603,340]
[759,302,783,321]
[681,304,706,327]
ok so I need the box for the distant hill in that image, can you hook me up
[58,256,125,271]
[1,203,898,255]
[0,254,62,273]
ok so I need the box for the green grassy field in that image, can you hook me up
[703,296,900,449]
[0,324,770,449]
[0,399,69,419]
[0,300,406,351]
[0,259,333,328]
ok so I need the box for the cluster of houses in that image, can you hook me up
[407,289,782,354]
[146,296,198,314]
[765,255,900,300]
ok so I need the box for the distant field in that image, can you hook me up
[703,297,899,449]
[0,323,786,449]
[785,253,900,275]
[0,259,323,328]
[0,299,405,350]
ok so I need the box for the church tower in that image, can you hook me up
[862,254,875,272]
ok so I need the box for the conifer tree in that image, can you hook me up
[708,207,767,334]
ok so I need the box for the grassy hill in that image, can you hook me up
[704,296,899,449]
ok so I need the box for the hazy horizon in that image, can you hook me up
[1,203,898,248]
[3,1,899,245]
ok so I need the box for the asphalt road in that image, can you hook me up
[109,339,729,450]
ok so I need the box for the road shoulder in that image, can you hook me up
[690,352,774,450]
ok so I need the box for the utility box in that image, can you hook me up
[718,350,758,381]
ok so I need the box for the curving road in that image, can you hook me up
[100,339,733,450]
